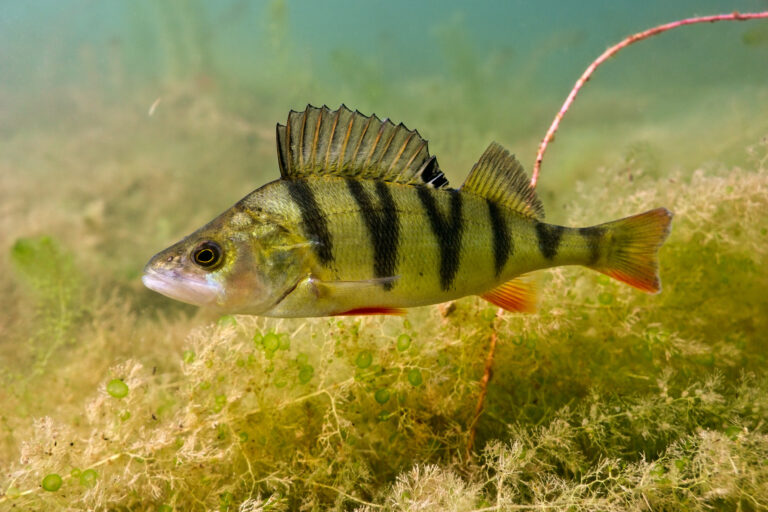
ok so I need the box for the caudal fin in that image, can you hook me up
[593,208,673,294]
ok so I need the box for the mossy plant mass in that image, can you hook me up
[3,146,767,509]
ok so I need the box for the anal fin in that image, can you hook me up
[479,277,537,313]
[333,307,406,316]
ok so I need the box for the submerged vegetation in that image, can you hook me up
[2,1,768,510]
[2,133,767,508]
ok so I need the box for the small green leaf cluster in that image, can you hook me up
[8,236,86,375]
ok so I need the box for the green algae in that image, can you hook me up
[106,379,130,399]
[78,469,97,488]
[8,236,85,376]
[41,473,62,492]
[396,334,412,352]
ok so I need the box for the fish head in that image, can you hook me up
[142,206,305,314]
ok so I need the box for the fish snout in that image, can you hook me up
[141,263,222,307]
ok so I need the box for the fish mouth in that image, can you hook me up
[142,267,221,307]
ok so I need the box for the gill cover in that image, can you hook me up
[142,208,305,314]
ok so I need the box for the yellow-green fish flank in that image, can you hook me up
[143,105,672,317]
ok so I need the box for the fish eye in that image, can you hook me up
[192,241,222,269]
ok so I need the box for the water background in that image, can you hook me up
[3,0,767,192]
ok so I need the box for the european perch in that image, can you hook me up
[143,105,672,317]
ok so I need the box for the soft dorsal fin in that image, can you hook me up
[461,142,544,219]
[276,105,449,188]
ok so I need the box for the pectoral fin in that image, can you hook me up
[312,276,405,316]
[266,274,403,317]
[313,276,400,296]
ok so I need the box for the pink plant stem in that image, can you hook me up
[530,11,768,189]
[466,310,500,460]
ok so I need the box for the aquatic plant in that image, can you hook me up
[8,236,84,376]
[2,140,767,509]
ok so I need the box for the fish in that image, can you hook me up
[142,105,672,317]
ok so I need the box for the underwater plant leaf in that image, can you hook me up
[10,236,77,293]
[8,236,84,375]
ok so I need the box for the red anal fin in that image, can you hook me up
[334,307,407,316]
[480,277,537,313]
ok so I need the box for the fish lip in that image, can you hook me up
[142,267,221,307]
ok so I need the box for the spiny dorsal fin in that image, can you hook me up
[461,142,544,219]
[276,105,449,188]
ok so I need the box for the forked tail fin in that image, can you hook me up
[592,208,673,294]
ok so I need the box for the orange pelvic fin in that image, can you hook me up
[334,307,407,316]
[480,276,537,313]
[593,207,673,294]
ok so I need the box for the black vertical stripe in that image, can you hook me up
[486,199,512,277]
[346,179,400,290]
[535,222,564,260]
[417,186,463,291]
[578,226,604,266]
[285,180,334,265]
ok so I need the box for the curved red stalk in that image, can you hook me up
[531,11,768,189]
